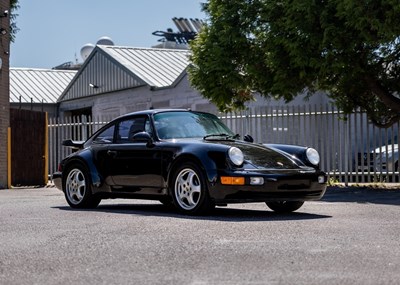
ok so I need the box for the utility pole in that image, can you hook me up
[0,0,10,188]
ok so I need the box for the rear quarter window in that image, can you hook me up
[93,125,115,143]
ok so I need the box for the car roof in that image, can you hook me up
[114,108,198,120]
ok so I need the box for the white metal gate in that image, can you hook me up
[48,105,400,184]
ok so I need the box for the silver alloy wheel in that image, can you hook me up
[174,168,201,210]
[65,168,87,205]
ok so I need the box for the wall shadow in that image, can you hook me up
[322,186,400,206]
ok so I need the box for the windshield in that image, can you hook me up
[154,111,235,139]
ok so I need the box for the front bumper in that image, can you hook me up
[208,170,327,203]
[52,172,63,190]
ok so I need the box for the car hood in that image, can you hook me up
[203,139,308,171]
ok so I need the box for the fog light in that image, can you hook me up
[250,177,264,185]
[318,176,325,184]
[221,176,245,185]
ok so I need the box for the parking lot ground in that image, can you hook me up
[0,186,399,285]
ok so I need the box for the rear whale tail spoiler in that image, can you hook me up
[62,139,85,150]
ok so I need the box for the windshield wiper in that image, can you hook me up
[203,133,239,140]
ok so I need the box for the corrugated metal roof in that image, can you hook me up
[10,68,77,104]
[59,46,192,102]
[99,46,191,88]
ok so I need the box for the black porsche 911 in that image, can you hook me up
[52,109,327,215]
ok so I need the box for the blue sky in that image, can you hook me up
[10,0,205,69]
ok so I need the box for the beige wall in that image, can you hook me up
[58,74,217,119]
[58,73,329,120]
[10,104,58,118]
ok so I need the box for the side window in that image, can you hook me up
[116,116,149,143]
[117,120,134,141]
[93,125,115,143]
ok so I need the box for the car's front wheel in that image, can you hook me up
[170,162,214,215]
[63,163,101,208]
[266,201,304,213]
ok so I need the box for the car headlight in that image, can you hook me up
[306,148,320,166]
[229,147,244,166]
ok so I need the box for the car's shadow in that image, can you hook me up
[53,186,400,220]
[55,203,331,222]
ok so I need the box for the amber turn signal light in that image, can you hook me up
[221,176,245,185]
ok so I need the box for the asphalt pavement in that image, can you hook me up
[0,185,399,285]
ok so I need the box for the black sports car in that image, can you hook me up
[52,109,327,215]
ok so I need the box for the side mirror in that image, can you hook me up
[132,132,154,147]
[243,134,254,143]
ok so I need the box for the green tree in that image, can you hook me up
[189,0,400,127]
[10,0,19,42]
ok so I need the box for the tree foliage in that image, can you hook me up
[189,0,400,127]
[10,0,19,42]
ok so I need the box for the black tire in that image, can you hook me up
[170,162,214,215]
[266,201,304,213]
[159,197,174,208]
[63,163,101,209]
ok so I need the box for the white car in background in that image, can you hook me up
[374,144,399,172]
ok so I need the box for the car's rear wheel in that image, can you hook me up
[63,163,101,208]
[170,162,214,215]
[266,201,304,213]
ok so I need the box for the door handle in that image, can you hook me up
[107,150,117,157]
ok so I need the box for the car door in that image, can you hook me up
[106,116,164,192]
[90,122,116,186]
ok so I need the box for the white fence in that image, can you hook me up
[48,105,400,184]
[48,115,113,176]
